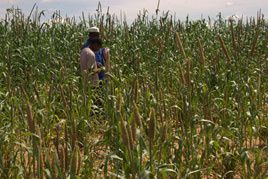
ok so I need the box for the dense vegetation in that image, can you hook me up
[0,7,268,178]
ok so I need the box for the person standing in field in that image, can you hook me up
[87,38,109,85]
[80,26,110,87]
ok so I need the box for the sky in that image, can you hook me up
[0,0,267,22]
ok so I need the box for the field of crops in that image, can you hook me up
[0,7,268,178]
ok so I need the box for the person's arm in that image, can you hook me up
[104,48,111,73]
[80,48,98,87]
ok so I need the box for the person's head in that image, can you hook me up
[88,26,100,39]
[89,38,102,52]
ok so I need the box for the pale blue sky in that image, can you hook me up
[0,0,267,22]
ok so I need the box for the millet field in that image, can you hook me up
[0,7,268,178]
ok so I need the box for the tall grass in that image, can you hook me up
[0,7,268,178]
